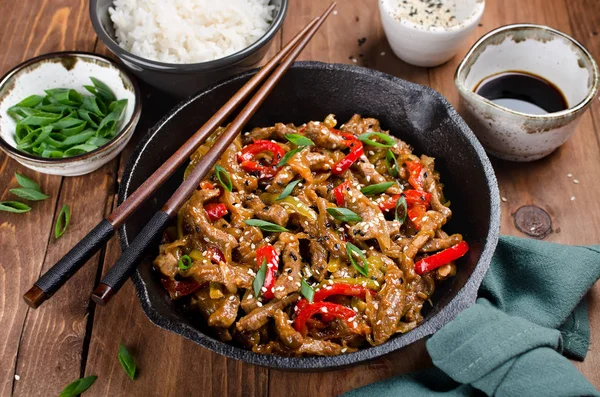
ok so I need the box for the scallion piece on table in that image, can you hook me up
[117,344,137,381]
[55,204,71,238]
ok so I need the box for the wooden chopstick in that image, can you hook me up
[91,2,337,306]
[22,15,323,309]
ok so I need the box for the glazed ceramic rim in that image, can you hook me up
[455,23,600,119]
[379,0,485,33]
[0,51,142,164]
[89,0,288,73]
[118,61,501,370]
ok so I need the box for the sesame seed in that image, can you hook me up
[247,294,253,299]
[352,58,357,63]
[530,226,536,231]
[501,197,508,202]
[261,287,267,292]
[380,51,386,56]
[229,295,236,301]
[14,375,20,381]
[341,348,348,353]
[376,320,382,325]
[288,276,294,281]
[333,10,338,15]
[567,173,573,178]
[321,307,329,313]
[573,179,580,184]
[256,302,263,307]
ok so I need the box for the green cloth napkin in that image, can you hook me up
[346,236,600,397]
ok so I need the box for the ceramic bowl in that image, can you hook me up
[379,0,485,67]
[0,52,141,176]
[455,24,599,162]
[90,0,288,98]
[118,62,500,369]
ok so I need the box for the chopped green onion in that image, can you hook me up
[300,279,315,303]
[326,207,363,223]
[357,132,396,148]
[9,187,49,201]
[55,204,71,238]
[244,219,288,233]
[277,146,303,167]
[59,375,97,397]
[118,344,137,381]
[8,77,126,159]
[215,164,233,192]
[0,201,31,213]
[178,254,193,270]
[276,179,302,201]
[360,181,394,195]
[395,196,408,224]
[284,133,315,147]
[253,259,267,296]
[15,172,40,190]
[346,242,369,276]
[385,150,400,177]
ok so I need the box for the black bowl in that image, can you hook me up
[90,0,288,97]
[118,62,501,370]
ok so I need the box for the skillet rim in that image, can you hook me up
[117,61,501,370]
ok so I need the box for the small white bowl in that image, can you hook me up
[379,0,485,67]
[0,52,141,176]
[455,24,599,161]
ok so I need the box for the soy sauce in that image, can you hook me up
[474,71,568,114]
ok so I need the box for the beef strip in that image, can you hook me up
[236,293,300,332]
[274,309,303,349]
[187,263,254,290]
[373,264,405,345]
[208,293,241,328]
[272,233,302,299]
[243,194,289,226]
[341,187,391,251]
[309,239,329,281]
[303,121,346,149]
[184,189,239,262]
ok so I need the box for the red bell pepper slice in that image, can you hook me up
[204,203,228,222]
[207,246,226,265]
[408,203,428,229]
[406,161,424,191]
[256,244,279,300]
[293,301,358,335]
[333,181,352,206]
[331,133,364,175]
[314,283,375,302]
[237,140,285,179]
[414,241,469,275]
[160,277,201,300]
[378,190,432,212]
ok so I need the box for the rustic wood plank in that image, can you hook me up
[0,0,106,396]
[81,32,283,397]
[563,0,600,387]
[428,0,600,388]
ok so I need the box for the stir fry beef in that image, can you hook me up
[153,114,468,356]
[272,233,303,299]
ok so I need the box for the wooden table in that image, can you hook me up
[1,0,599,395]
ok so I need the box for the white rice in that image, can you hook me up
[109,0,275,64]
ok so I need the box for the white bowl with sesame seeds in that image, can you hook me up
[379,0,485,67]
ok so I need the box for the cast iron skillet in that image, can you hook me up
[118,61,501,370]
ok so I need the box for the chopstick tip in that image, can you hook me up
[91,283,114,306]
[23,285,48,309]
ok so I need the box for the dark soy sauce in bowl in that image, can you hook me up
[474,71,568,114]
